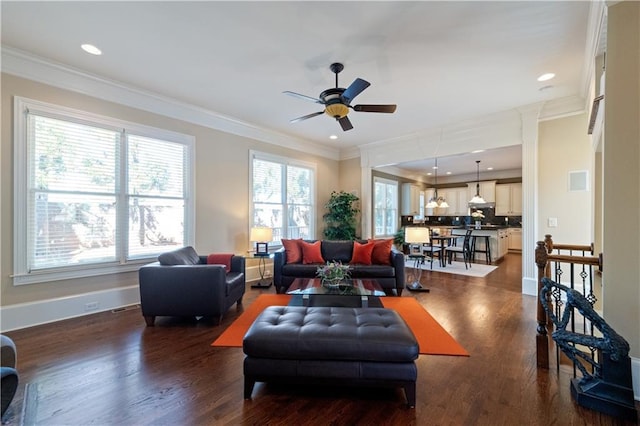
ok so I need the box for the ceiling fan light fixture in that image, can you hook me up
[325,103,349,119]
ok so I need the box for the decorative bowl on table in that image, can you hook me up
[316,261,351,288]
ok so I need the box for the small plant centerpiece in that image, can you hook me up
[316,261,351,288]
[471,210,485,229]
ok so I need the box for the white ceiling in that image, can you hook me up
[1,1,591,176]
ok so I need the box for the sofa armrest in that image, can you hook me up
[390,248,406,290]
[273,248,286,289]
[230,255,245,273]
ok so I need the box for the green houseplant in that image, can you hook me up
[393,228,409,254]
[323,191,360,240]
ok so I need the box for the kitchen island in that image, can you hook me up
[418,224,517,263]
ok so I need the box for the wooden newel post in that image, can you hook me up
[535,239,550,369]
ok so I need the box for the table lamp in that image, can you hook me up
[404,227,430,292]
[404,227,429,255]
[250,227,273,256]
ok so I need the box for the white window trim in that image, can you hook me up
[13,97,196,285]
[248,150,317,248]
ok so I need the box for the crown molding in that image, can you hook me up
[538,95,586,121]
[1,46,340,161]
[579,1,608,111]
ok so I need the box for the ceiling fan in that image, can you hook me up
[283,62,397,131]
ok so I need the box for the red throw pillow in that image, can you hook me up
[369,239,393,265]
[207,253,233,272]
[301,240,324,264]
[351,241,374,265]
[281,239,302,264]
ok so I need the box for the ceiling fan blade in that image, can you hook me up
[353,104,397,113]
[283,91,324,104]
[338,116,353,131]
[290,111,325,123]
[341,78,370,104]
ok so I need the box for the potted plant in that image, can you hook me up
[323,191,360,240]
[394,228,409,254]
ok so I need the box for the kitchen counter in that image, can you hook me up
[419,224,521,230]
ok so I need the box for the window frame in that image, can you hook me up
[249,150,316,249]
[13,97,195,285]
[372,176,399,238]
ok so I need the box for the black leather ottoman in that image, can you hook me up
[243,306,419,407]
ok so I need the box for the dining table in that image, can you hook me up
[430,235,455,267]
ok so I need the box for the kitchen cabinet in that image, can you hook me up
[467,180,496,203]
[497,228,509,258]
[401,183,423,217]
[508,228,522,251]
[496,183,522,216]
[436,187,469,216]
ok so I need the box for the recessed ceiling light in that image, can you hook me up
[537,73,555,82]
[471,150,485,154]
[446,171,452,175]
[329,135,338,140]
[426,172,432,176]
[81,44,102,55]
[487,167,494,170]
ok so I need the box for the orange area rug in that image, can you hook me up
[212,295,469,357]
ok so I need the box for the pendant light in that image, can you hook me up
[426,158,449,208]
[469,160,486,204]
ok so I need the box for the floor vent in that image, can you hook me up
[111,304,140,313]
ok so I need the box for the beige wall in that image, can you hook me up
[602,1,640,358]
[0,74,339,307]
[538,113,593,245]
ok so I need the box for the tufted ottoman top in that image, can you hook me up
[242,306,418,362]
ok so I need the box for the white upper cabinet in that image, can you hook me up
[435,187,468,216]
[495,183,522,216]
[467,180,496,203]
[401,183,423,217]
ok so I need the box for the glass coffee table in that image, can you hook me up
[286,278,385,308]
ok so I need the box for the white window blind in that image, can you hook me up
[373,177,398,237]
[250,151,315,245]
[14,97,194,284]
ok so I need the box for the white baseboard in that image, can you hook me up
[0,267,270,332]
[0,285,140,332]
[522,276,537,296]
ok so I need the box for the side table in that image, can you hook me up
[251,253,274,289]
[406,254,429,293]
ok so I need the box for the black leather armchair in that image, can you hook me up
[138,246,245,326]
[1,335,18,419]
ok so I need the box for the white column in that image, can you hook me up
[359,151,373,239]
[519,104,543,295]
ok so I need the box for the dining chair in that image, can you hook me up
[445,229,473,269]
[421,229,443,269]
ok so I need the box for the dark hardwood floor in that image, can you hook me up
[3,253,638,425]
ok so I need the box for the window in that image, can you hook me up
[373,177,398,237]
[250,151,315,246]
[13,97,194,284]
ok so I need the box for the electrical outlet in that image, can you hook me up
[85,302,99,311]
[548,217,558,227]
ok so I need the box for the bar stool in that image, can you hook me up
[471,235,491,264]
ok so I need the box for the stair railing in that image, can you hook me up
[535,234,602,369]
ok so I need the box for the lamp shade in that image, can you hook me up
[404,227,430,244]
[250,227,273,242]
